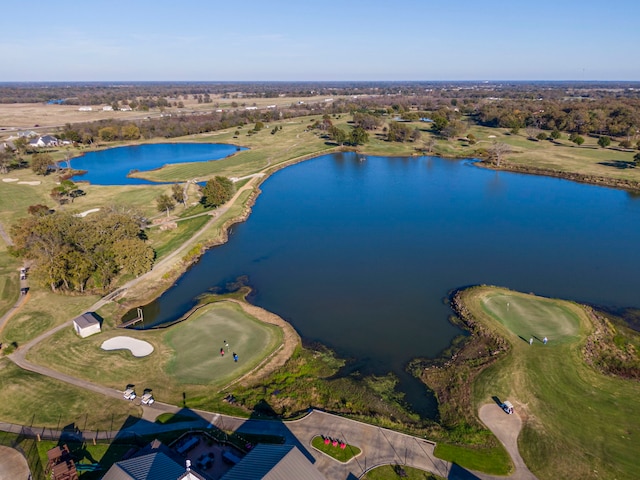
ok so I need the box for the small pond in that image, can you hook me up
[70,143,245,185]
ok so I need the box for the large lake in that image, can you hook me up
[133,152,640,416]
[71,143,244,185]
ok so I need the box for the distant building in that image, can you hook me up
[72,312,101,338]
[120,105,133,111]
[78,106,92,111]
[28,135,59,148]
[102,105,114,111]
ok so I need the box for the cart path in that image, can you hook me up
[479,403,537,480]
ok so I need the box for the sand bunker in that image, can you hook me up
[17,181,41,185]
[2,178,19,182]
[75,208,100,218]
[101,336,154,357]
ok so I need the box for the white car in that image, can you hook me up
[501,400,514,414]
[123,388,136,400]
[141,392,154,405]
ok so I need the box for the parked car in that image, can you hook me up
[141,392,154,405]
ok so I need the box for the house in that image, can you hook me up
[221,444,326,480]
[72,312,101,338]
[103,105,114,111]
[28,135,59,148]
[120,105,133,111]
[18,130,38,138]
[102,440,206,480]
[78,106,92,111]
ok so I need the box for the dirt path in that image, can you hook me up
[478,403,538,480]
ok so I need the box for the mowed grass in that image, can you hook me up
[165,301,282,384]
[0,286,99,346]
[27,301,282,408]
[462,286,640,480]
[0,357,141,430]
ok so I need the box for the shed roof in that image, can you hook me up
[72,312,100,329]
[221,444,325,480]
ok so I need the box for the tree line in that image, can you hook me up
[9,208,154,293]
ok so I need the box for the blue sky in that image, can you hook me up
[2,0,639,81]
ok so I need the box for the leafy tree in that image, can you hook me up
[10,210,153,293]
[172,183,185,205]
[156,194,175,216]
[466,133,477,145]
[113,238,155,277]
[98,126,119,142]
[536,132,548,141]
[550,129,561,140]
[201,176,234,208]
[572,135,585,146]
[387,122,413,142]
[253,121,264,131]
[349,127,369,146]
[121,123,141,140]
[634,152,640,166]
[597,136,611,148]
[31,153,53,175]
[328,125,347,145]
[411,128,422,142]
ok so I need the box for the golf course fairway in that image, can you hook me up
[458,286,640,480]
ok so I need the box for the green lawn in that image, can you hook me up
[0,358,141,430]
[165,301,282,385]
[461,286,640,480]
[27,301,282,409]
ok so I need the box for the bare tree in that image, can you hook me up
[488,142,511,166]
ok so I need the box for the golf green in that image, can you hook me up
[481,292,580,345]
[165,302,281,385]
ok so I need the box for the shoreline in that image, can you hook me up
[114,144,640,383]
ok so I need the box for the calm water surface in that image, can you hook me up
[135,152,640,416]
[71,143,244,185]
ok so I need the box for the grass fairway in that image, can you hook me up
[27,301,282,410]
[461,286,640,480]
[0,358,141,430]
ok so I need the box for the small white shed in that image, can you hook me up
[72,312,101,338]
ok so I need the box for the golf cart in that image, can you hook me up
[123,385,136,400]
[141,389,154,405]
[501,400,514,414]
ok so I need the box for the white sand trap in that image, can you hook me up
[17,181,41,185]
[488,135,497,138]
[2,178,19,182]
[75,208,100,218]
[101,336,154,357]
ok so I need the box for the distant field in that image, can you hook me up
[0,94,353,133]
[461,286,640,480]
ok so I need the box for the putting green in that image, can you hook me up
[165,301,281,384]
[481,291,580,345]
